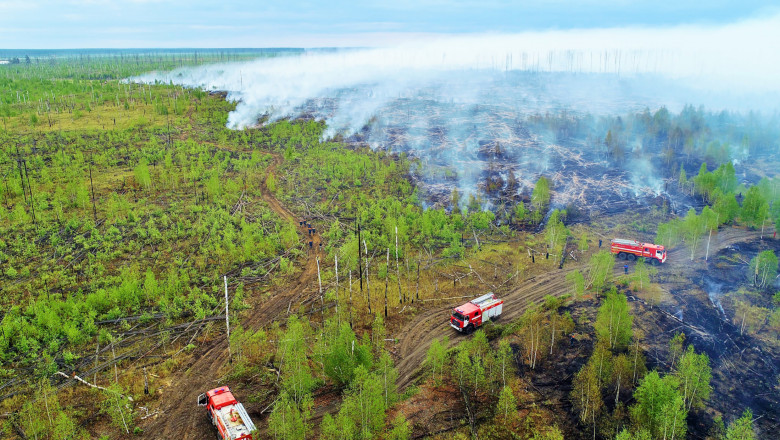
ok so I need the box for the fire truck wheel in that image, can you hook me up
[617,252,626,260]
[465,324,474,334]
[627,254,637,261]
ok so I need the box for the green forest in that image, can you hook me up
[0,54,777,440]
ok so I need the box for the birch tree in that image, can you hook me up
[516,306,548,369]
[425,336,448,385]
[544,209,569,254]
[701,206,719,260]
[725,409,756,440]
[269,391,312,440]
[497,385,518,420]
[683,208,706,260]
[668,332,685,370]
[629,371,687,440]
[594,288,633,350]
[571,361,603,432]
[587,250,615,293]
[567,269,585,298]
[278,315,316,403]
[530,176,551,223]
[338,366,386,439]
[388,414,411,440]
[496,339,514,387]
[673,345,712,411]
[376,352,399,409]
[749,250,778,289]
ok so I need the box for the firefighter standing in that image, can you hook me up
[624,264,629,274]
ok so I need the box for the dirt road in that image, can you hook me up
[144,160,764,439]
[143,154,324,439]
[395,227,764,389]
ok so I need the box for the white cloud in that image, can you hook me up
[0,0,36,11]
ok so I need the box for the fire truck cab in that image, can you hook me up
[197,386,256,440]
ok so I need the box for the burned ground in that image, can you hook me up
[636,234,780,437]
[384,227,778,440]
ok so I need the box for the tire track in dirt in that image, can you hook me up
[395,227,765,390]
[665,227,762,270]
[396,266,577,388]
[144,153,323,440]
[145,163,763,440]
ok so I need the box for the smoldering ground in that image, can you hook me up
[132,15,780,208]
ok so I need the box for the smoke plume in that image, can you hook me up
[133,14,780,209]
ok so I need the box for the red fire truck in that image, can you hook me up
[450,293,503,333]
[197,386,257,440]
[610,238,667,264]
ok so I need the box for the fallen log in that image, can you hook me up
[54,372,134,402]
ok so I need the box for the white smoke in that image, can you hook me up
[132,14,780,206]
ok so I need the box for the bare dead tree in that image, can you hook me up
[89,158,97,222]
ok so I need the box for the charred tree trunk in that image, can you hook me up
[22,160,35,225]
[357,222,363,293]
[384,248,389,318]
[364,239,371,315]
[416,259,420,302]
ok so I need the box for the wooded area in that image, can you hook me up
[1,53,777,440]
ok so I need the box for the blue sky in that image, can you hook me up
[0,0,777,48]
